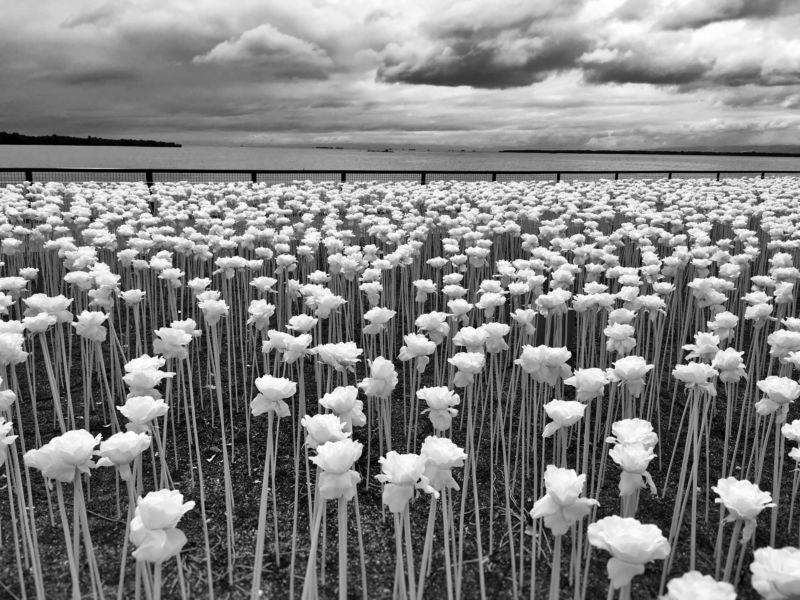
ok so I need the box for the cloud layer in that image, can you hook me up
[0,0,798,149]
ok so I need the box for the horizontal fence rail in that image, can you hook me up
[2,167,800,188]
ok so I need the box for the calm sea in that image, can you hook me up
[1,145,800,172]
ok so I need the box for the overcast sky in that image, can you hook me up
[1,0,799,149]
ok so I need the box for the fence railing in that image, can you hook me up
[2,168,800,188]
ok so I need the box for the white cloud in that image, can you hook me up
[193,23,333,78]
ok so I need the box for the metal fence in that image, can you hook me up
[2,168,800,188]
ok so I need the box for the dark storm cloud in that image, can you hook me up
[658,0,799,30]
[581,54,711,86]
[46,66,139,86]
[374,0,796,91]
[712,85,800,108]
[376,0,590,89]
[60,2,118,28]
[615,0,798,29]
[377,34,589,89]
[371,0,594,89]
[421,0,585,38]
[576,3,800,91]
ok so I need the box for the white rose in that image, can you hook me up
[136,489,195,530]
[661,571,735,600]
[301,413,348,449]
[750,547,800,600]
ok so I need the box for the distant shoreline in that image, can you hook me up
[0,132,181,148]
[500,149,800,158]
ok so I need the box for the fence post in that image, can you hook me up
[420,172,426,185]
[614,172,619,180]
[556,172,561,183]
[251,172,257,183]
[24,169,33,183]
[341,172,346,183]
[761,172,765,179]
[145,170,154,188]
[491,172,497,182]
[668,172,672,179]
[716,171,720,181]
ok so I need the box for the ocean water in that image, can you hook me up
[2,145,800,173]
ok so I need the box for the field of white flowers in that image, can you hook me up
[0,176,799,599]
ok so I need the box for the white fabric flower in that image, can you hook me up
[286,314,318,333]
[707,311,738,342]
[564,368,609,402]
[448,352,486,387]
[96,431,151,481]
[0,417,18,468]
[588,516,670,589]
[71,310,108,343]
[607,355,654,397]
[672,363,718,397]
[511,308,538,335]
[246,299,275,332]
[363,307,395,335]
[683,332,721,362]
[152,327,193,360]
[661,571,735,600]
[0,388,16,412]
[118,396,169,433]
[419,436,466,491]
[530,465,598,535]
[415,311,450,344]
[357,357,398,399]
[310,438,363,501]
[713,477,775,542]
[480,322,510,353]
[413,279,436,303]
[136,489,195,530]
[604,323,637,356]
[24,429,102,483]
[711,348,747,384]
[542,399,586,438]
[122,362,175,399]
[750,546,800,600]
[447,298,474,324]
[23,293,73,322]
[0,332,28,365]
[312,342,363,372]
[535,289,570,318]
[251,375,296,418]
[130,489,194,563]
[250,276,278,294]
[768,330,800,363]
[418,386,460,431]
[452,326,489,354]
[301,413,349,449]
[24,310,59,334]
[198,297,229,326]
[781,419,800,443]
[398,334,436,373]
[515,345,572,387]
[606,419,658,450]
[319,386,366,432]
[756,376,800,420]
[375,451,436,512]
[609,443,657,496]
